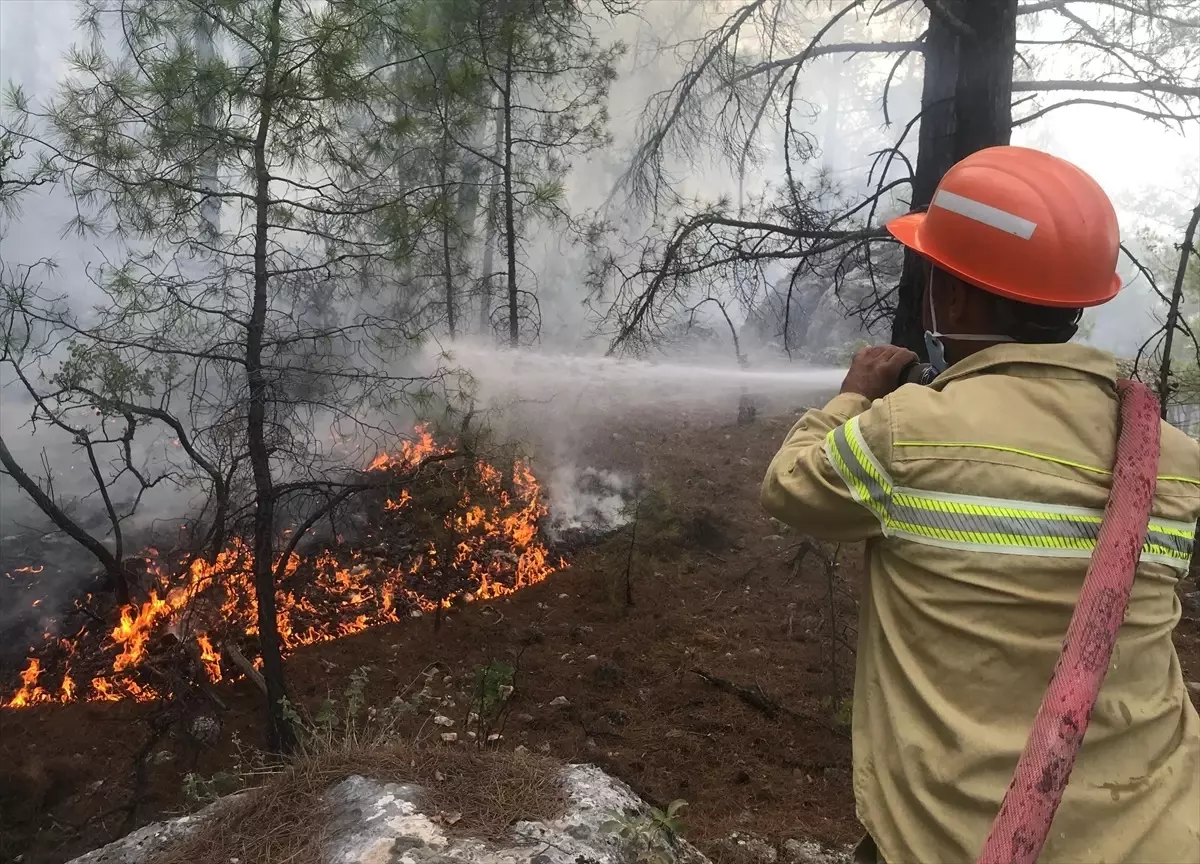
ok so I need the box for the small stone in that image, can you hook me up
[498,685,513,700]
[762,534,785,542]
[151,749,174,765]
[739,457,752,467]
[559,593,569,600]
[487,733,502,742]
[515,713,536,724]
[549,696,571,707]
[781,838,843,864]
[440,732,458,743]
[433,715,454,727]
[586,654,598,662]
[722,832,778,864]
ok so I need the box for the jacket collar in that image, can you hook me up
[931,342,1119,390]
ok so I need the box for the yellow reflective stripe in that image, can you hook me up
[844,417,893,495]
[821,426,1195,572]
[1151,522,1194,540]
[893,440,1200,487]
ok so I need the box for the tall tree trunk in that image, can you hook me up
[819,19,845,172]
[195,2,220,239]
[954,0,1018,154]
[478,100,504,336]
[890,2,1018,352]
[502,31,519,347]
[247,0,295,755]
[891,14,959,353]
[440,134,457,339]
[1159,204,1200,418]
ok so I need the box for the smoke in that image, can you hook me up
[543,465,631,538]
[2,0,1197,633]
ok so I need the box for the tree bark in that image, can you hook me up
[502,21,519,348]
[440,138,457,339]
[247,0,296,755]
[891,14,959,353]
[954,0,1017,155]
[478,100,504,337]
[890,0,1019,352]
[1158,204,1200,419]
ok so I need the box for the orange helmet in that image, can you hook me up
[886,146,1121,308]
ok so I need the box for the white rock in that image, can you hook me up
[781,838,852,864]
[549,696,571,707]
[440,732,459,743]
[433,715,455,727]
[66,766,710,864]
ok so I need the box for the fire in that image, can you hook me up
[3,426,561,709]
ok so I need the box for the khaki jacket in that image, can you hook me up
[761,343,1200,864]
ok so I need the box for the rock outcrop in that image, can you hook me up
[68,763,707,864]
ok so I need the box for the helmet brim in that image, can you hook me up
[885,212,924,251]
[884,212,1120,309]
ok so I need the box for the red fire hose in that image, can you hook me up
[975,379,1163,864]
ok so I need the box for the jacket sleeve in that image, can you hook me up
[760,391,896,542]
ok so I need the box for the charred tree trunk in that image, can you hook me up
[891,14,959,353]
[247,0,296,755]
[954,0,1017,154]
[891,1,1018,353]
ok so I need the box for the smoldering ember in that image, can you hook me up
[1,2,1199,864]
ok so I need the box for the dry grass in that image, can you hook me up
[151,743,565,864]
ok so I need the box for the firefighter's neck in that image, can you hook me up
[927,276,1011,365]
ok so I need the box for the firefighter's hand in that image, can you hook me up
[839,345,919,401]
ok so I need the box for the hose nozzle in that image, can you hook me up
[897,360,938,387]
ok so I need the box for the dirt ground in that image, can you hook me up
[2,408,1198,864]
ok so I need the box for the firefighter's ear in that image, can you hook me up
[941,274,974,330]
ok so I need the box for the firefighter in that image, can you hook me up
[760,145,1200,864]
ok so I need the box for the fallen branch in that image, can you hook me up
[691,668,849,739]
[692,668,781,718]
[224,643,268,697]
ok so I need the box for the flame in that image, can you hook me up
[197,634,222,683]
[3,426,561,708]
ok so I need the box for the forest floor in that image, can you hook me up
[2,407,1199,864]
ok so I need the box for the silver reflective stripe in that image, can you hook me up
[826,417,889,526]
[822,423,1196,573]
[932,189,1038,240]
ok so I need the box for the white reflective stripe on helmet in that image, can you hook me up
[932,189,1038,240]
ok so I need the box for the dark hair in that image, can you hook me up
[988,294,1083,344]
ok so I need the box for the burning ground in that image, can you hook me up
[1,426,560,710]
[2,409,1198,864]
